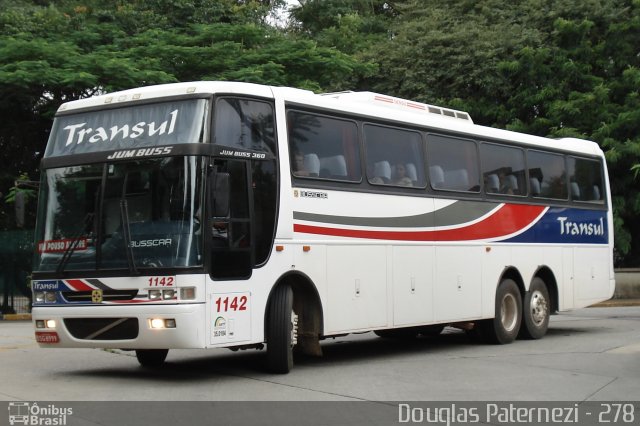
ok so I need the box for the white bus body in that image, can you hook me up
[32,82,614,372]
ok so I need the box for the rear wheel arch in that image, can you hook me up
[499,267,526,298]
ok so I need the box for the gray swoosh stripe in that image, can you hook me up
[86,279,111,290]
[293,200,500,228]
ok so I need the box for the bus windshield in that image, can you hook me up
[34,156,204,273]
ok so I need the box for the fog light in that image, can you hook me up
[149,318,176,329]
[149,290,162,300]
[150,318,165,329]
[180,287,196,300]
[162,289,176,300]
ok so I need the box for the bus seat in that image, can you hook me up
[592,185,601,201]
[405,163,418,182]
[530,178,541,196]
[320,155,347,177]
[373,161,391,183]
[445,168,469,191]
[304,153,320,176]
[571,182,581,200]
[504,174,518,194]
[429,166,444,189]
[541,182,551,197]
[486,174,500,193]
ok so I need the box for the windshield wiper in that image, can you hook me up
[120,198,139,275]
[56,213,94,274]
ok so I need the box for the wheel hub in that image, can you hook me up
[291,311,299,347]
[501,293,518,332]
[530,290,548,326]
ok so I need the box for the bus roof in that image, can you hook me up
[56,81,603,157]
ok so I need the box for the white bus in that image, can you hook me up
[32,82,614,373]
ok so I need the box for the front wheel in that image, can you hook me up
[479,278,522,344]
[519,277,550,339]
[266,284,298,374]
[135,349,168,367]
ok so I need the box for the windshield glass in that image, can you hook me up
[34,156,204,272]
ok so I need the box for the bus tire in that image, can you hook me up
[519,277,550,339]
[135,349,168,367]
[481,278,522,344]
[266,284,297,374]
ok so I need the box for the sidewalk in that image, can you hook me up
[2,313,32,321]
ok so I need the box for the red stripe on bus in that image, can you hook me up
[64,279,94,291]
[294,204,546,241]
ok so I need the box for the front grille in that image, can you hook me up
[64,318,139,340]
[62,290,138,303]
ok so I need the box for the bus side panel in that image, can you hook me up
[434,245,483,322]
[561,248,575,311]
[392,245,435,327]
[325,245,387,333]
[574,246,612,308]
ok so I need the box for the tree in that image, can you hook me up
[0,0,372,232]
[346,0,640,264]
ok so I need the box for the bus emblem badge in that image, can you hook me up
[91,290,103,303]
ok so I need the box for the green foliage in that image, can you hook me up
[336,0,639,265]
[0,0,370,218]
[4,173,36,205]
[3,0,640,264]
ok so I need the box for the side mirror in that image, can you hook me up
[213,172,230,218]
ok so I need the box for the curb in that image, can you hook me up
[591,298,640,308]
[2,314,32,321]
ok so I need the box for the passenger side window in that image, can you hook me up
[528,151,567,199]
[287,111,361,182]
[364,124,425,188]
[567,157,604,203]
[426,134,480,192]
[480,143,526,196]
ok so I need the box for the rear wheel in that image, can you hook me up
[479,278,522,344]
[519,277,550,339]
[266,284,298,374]
[135,349,168,367]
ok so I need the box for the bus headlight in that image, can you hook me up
[162,289,176,300]
[148,290,162,300]
[35,319,56,329]
[35,292,57,303]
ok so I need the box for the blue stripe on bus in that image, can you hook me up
[501,207,608,244]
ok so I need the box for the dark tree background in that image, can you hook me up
[1,0,639,265]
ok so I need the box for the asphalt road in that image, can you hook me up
[0,306,638,425]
